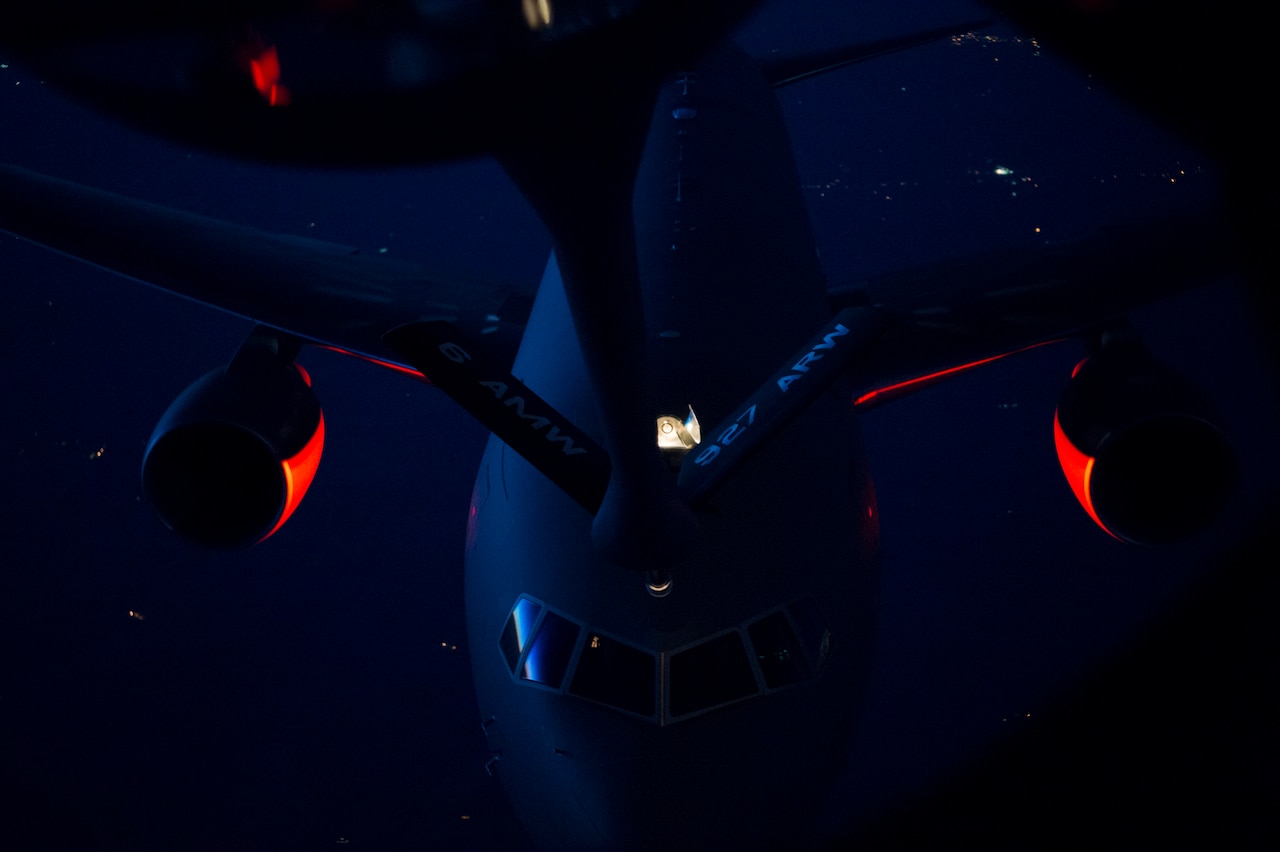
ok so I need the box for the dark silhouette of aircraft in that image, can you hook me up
[0,2,1265,848]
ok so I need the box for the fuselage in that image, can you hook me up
[464,41,880,850]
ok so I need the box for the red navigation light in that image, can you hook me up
[249,46,290,106]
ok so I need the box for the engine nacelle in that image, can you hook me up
[1054,339,1234,545]
[142,358,324,548]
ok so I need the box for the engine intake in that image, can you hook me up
[1054,340,1234,545]
[143,355,324,548]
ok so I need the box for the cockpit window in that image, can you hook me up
[669,630,758,718]
[499,597,542,672]
[786,596,833,677]
[520,610,579,688]
[498,595,831,724]
[570,632,655,717]
[747,610,810,689]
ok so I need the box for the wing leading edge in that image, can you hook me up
[0,163,526,371]
[836,211,1241,410]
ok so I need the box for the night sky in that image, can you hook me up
[2,2,1276,849]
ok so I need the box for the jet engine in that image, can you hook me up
[142,334,324,548]
[1053,335,1234,545]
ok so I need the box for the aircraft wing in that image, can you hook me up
[834,210,1241,409]
[0,162,613,521]
[670,208,1242,514]
[0,163,526,370]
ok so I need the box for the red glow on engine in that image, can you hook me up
[249,46,290,106]
[259,411,325,542]
[1053,409,1121,541]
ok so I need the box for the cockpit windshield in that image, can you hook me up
[497,595,832,723]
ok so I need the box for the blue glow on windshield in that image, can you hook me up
[510,598,541,656]
[521,610,579,688]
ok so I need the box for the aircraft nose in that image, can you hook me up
[503,693,850,852]
[558,747,831,851]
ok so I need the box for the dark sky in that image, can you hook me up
[1,2,1276,849]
